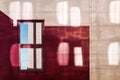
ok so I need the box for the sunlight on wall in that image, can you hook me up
[9,1,33,26]
[10,44,19,67]
[22,2,33,19]
[57,1,81,26]
[70,7,81,26]
[9,1,21,26]
[109,1,120,24]
[56,1,68,25]
[108,42,120,65]
[36,48,42,69]
[74,47,83,66]
[57,42,69,66]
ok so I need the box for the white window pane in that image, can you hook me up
[9,1,21,26]
[57,1,68,25]
[28,48,34,69]
[108,42,119,65]
[70,7,81,26]
[109,1,120,23]
[20,48,28,70]
[36,23,42,44]
[36,48,42,69]
[28,22,34,44]
[74,47,83,66]
[22,2,33,19]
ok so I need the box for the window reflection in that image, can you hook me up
[22,2,33,19]
[57,42,69,66]
[108,42,119,65]
[9,1,33,26]
[56,1,81,26]
[10,44,19,67]
[74,47,83,66]
[56,1,68,25]
[9,1,21,26]
[109,1,120,23]
[70,7,81,26]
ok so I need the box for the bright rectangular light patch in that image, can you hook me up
[70,7,81,26]
[108,42,119,65]
[109,1,120,23]
[74,47,83,66]
[57,1,68,25]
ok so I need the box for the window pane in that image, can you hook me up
[28,23,34,44]
[28,48,34,69]
[109,1,120,23]
[108,42,119,65]
[20,22,33,44]
[74,47,83,66]
[57,42,69,66]
[20,48,34,70]
[36,23,42,44]
[20,23,28,44]
[20,48,28,70]
[36,48,42,69]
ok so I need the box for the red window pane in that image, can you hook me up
[57,42,69,66]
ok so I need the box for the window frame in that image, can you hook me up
[17,20,44,71]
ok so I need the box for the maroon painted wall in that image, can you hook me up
[0,11,89,80]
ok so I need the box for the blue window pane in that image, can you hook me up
[20,48,28,70]
[20,23,28,44]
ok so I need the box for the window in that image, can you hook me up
[18,20,43,70]
[57,42,69,66]
[109,1,120,23]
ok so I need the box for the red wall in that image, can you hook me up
[0,11,89,80]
